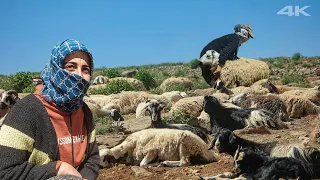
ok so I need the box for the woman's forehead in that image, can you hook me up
[63,51,91,65]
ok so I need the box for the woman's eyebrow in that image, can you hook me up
[63,62,77,66]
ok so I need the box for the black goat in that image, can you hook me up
[208,128,276,156]
[203,95,288,131]
[209,128,320,179]
[204,147,312,180]
[146,100,209,143]
[233,147,312,180]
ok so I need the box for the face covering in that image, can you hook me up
[40,39,94,112]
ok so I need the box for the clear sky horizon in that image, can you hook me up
[1,0,319,75]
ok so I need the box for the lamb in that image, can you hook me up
[203,95,288,131]
[99,128,219,168]
[230,93,290,122]
[0,90,20,127]
[144,99,209,143]
[204,147,312,180]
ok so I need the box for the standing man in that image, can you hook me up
[199,24,254,87]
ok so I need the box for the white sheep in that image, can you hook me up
[220,58,270,88]
[90,76,147,91]
[84,91,154,115]
[99,128,219,167]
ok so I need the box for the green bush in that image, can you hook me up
[302,63,311,68]
[189,59,200,69]
[292,53,301,60]
[164,84,187,92]
[90,80,141,95]
[102,68,122,78]
[162,110,198,126]
[134,70,156,90]
[2,72,33,92]
[281,73,307,87]
[174,68,189,77]
[22,84,36,93]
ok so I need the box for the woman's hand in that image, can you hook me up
[57,162,82,178]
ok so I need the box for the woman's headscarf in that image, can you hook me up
[40,39,94,113]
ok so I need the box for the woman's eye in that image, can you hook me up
[65,65,75,70]
[83,67,90,74]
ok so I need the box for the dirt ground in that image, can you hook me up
[97,114,320,180]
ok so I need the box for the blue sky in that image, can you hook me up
[0,0,319,75]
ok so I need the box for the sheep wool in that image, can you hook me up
[99,128,219,167]
[159,77,192,92]
[220,58,270,88]
[85,91,154,115]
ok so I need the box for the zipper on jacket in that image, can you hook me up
[69,113,75,167]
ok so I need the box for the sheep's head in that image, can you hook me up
[208,128,237,154]
[92,76,105,85]
[233,146,264,174]
[0,90,19,110]
[145,99,165,122]
[229,93,247,106]
[199,50,220,68]
[203,95,222,115]
[214,79,225,90]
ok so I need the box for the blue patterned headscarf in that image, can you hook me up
[40,39,94,112]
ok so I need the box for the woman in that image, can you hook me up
[0,39,100,180]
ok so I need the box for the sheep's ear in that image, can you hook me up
[7,90,19,101]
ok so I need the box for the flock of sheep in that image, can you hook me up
[0,58,319,179]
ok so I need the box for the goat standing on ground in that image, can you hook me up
[145,99,209,143]
[203,95,288,131]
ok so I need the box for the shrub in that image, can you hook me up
[2,72,33,92]
[102,68,122,78]
[292,53,301,60]
[22,84,36,93]
[302,63,311,68]
[164,84,187,92]
[162,110,198,126]
[90,80,141,95]
[174,68,189,77]
[189,59,200,69]
[281,73,307,87]
[134,70,156,90]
